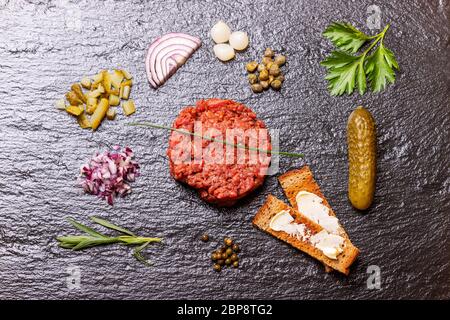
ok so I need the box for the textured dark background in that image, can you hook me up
[0,0,448,300]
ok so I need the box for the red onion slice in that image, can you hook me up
[145,33,201,89]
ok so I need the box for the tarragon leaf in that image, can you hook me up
[91,216,136,236]
[67,218,106,238]
[323,22,371,53]
[365,43,399,92]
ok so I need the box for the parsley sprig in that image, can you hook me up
[321,22,399,95]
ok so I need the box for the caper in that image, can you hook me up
[226,248,233,257]
[257,64,266,72]
[248,73,258,84]
[232,261,239,268]
[264,47,275,58]
[269,64,280,76]
[224,237,233,247]
[260,80,270,90]
[275,74,285,83]
[201,234,209,242]
[213,264,221,272]
[262,56,272,66]
[259,69,269,81]
[230,253,238,262]
[246,61,258,73]
[217,259,225,266]
[232,244,240,252]
[274,55,286,66]
[271,79,282,90]
[251,83,263,93]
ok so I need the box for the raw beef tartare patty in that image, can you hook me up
[168,99,271,206]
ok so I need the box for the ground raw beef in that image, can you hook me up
[167,99,272,206]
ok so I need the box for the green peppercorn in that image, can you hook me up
[251,83,263,93]
[221,253,228,260]
[259,69,269,81]
[262,56,272,66]
[246,61,258,73]
[257,64,266,72]
[275,74,285,83]
[219,247,226,254]
[260,80,270,90]
[269,64,280,76]
[230,253,238,262]
[225,258,232,266]
[232,261,239,268]
[226,248,233,257]
[211,253,218,261]
[232,244,240,252]
[224,237,233,247]
[271,79,282,90]
[213,264,221,272]
[201,234,209,242]
[217,259,225,266]
[264,47,275,58]
[248,73,257,84]
[274,55,286,66]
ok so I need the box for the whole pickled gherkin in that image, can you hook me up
[347,106,377,210]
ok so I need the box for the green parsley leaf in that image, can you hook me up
[365,43,399,92]
[321,51,366,96]
[323,22,371,53]
[321,22,398,95]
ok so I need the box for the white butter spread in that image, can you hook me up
[310,230,344,260]
[269,207,345,260]
[269,210,309,241]
[295,191,340,234]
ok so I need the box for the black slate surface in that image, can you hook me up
[0,0,449,300]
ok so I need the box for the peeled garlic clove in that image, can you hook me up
[229,31,249,51]
[213,44,235,61]
[211,21,231,43]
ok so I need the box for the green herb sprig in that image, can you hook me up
[128,122,304,158]
[321,22,399,95]
[57,217,162,266]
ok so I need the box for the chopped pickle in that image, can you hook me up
[102,71,112,94]
[86,97,97,106]
[86,104,97,115]
[91,98,109,130]
[121,69,132,80]
[80,77,91,89]
[66,91,83,106]
[77,112,91,128]
[111,70,124,89]
[122,99,135,116]
[121,86,130,100]
[121,79,132,87]
[110,88,120,96]
[109,94,120,106]
[66,105,83,116]
[55,99,66,110]
[106,108,116,120]
[71,83,87,103]
[92,72,103,86]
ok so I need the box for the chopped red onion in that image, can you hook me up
[80,146,140,205]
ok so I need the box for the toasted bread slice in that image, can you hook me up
[278,166,357,273]
[252,195,359,275]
